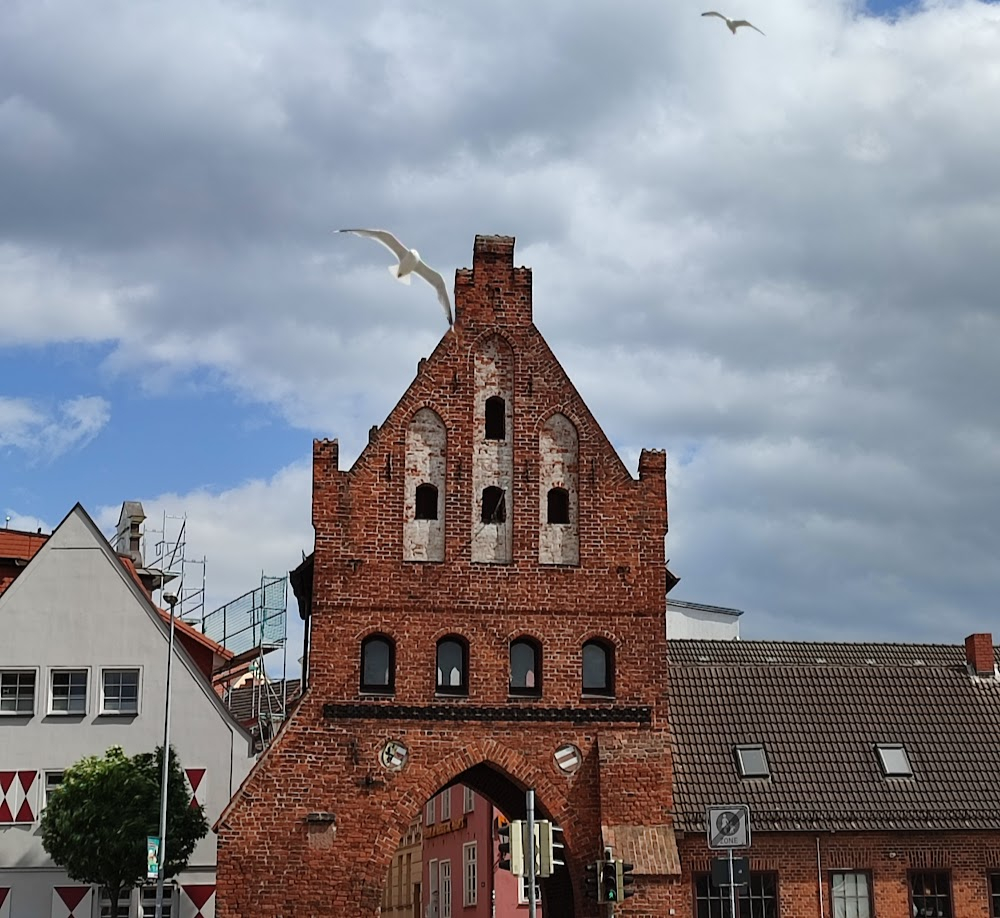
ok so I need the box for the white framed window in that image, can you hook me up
[463,786,475,813]
[49,669,88,714]
[98,887,132,918]
[439,859,452,918]
[428,858,438,915]
[519,877,541,905]
[463,842,478,907]
[439,788,451,821]
[1,669,37,715]
[42,770,64,810]
[101,668,140,715]
[831,871,872,918]
[426,797,435,825]
[141,884,175,917]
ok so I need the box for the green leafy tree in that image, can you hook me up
[40,745,209,918]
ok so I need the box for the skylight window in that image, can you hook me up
[876,743,913,777]
[735,744,770,778]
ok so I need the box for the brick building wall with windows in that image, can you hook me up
[669,637,1000,918]
[215,235,681,918]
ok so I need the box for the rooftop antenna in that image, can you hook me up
[4,516,9,529]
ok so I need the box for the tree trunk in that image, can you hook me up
[109,885,123,918]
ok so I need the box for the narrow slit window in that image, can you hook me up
[582,640,614,696]
[546,487,569,524]
[485,396,505,440]
[481,487,506,524]
[415,483,438,520]
[509,639,542,696]
[361,635,395,693]
[436,637,468,695]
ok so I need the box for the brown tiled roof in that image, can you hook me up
[225,679,302,724]
[667,639,1000,834]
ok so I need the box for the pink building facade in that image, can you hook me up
[421,785,540,918]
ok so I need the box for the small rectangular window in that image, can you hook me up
[426,797,435,825]
[50,669,87,715]
[464,786,476,813]
[695,871,778,918]
[876,743,913,777]
[0,670,36,714]
[735,744,770,778]
[989,872,1000,918]
[519,877,541,905]
[141,884,175,918]
[43,771,64,810]
[910,871,951,917]
[101,669,139,715]
[439,788,451,821]
[99,888,133,918]
[831,871,871,918]
[463,842,478,907]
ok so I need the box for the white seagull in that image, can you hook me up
[701,11,765,35]
[337,228,454,327]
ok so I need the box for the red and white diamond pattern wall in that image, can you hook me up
[0,886,11,918]
[50,887,92,918]
[181,884,215,918]
[185,768,206,809]
[0,770,36,823]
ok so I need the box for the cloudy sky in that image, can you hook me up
[3,0,999,669]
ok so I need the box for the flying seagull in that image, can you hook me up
[701,11,765,35]
[337,228,454,327]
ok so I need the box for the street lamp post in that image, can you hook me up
[155,591,179,918]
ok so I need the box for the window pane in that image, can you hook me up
[583,643,608,690]
[363,639,391,687]
[415,484,438,520]
[51,670,87,713]
[510,641,538,690]
[547,488,569,524]
[103,670,139,713]
[1,671,35,713]
[437,641,464,688]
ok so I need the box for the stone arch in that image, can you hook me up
[404,406,446,562]
[538,411,579,565]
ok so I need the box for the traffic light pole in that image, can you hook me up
[526,789,538,918]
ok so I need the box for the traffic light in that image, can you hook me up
[602,854,619,902]
[584,860,604,901]
[498,819,525,876]
[617,860,636,900]
[535,821,565,877]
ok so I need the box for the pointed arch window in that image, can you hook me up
[582,639,614,697]
[415,483,439,520]
[509,638,542,697]
[436,636,469,696]
[361,634,395,694]
[546,487,569,524]
[481,487,506,524]
[485,396,506,440]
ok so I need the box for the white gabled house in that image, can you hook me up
[0,504,255,918]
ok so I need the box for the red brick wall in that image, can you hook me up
[215,236,673,917]
[670,831,1000,918]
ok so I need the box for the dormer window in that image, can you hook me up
[876,743,912,777]
[415,483,438,520]
[485,396,506,440]
[735,744,770,778]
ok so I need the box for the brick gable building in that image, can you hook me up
[215,235,680,917]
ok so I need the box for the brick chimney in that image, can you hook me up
[964,632,995,677]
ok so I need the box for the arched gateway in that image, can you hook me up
[215,235,680,917]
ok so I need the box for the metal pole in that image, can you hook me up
[155,593,178,918]
[526,789,537,918]
[728,847,736,918]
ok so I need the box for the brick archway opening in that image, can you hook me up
[419,762,575,918]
